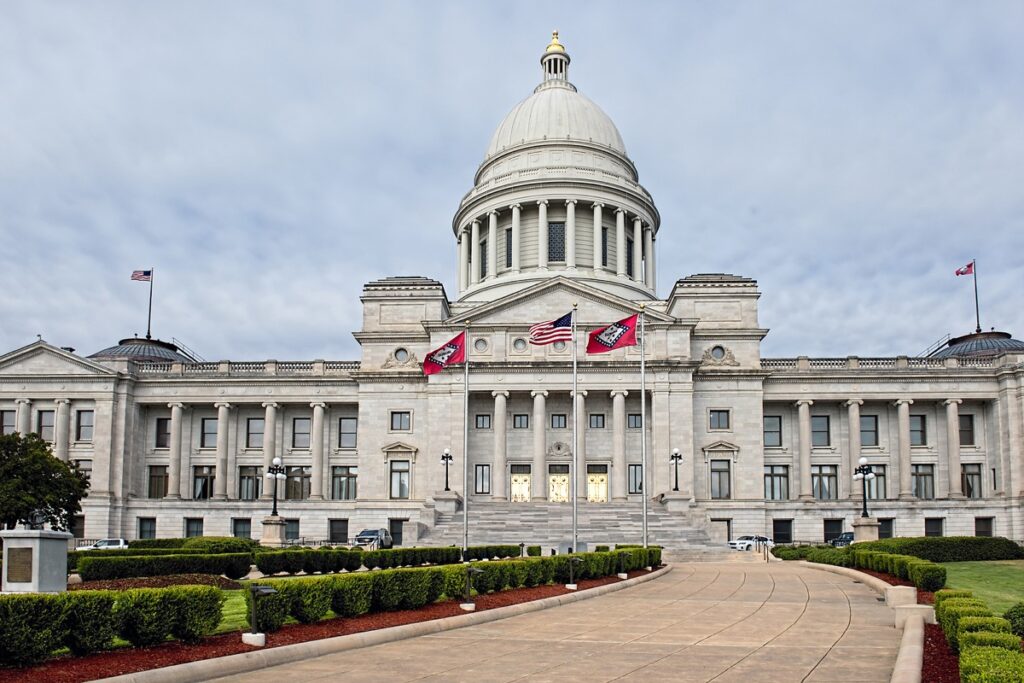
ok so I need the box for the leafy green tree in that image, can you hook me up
[0,433,89,530]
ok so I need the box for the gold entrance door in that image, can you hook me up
[510,473,532,502]
[587,473,609,502]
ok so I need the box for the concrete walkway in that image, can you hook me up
[207,562,900,683]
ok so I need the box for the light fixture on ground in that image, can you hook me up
[265,457,287,517]
[243,584,278,647]
[460,562,484,611]
[566,556,583,591]
[441,448,453,491]
[669,447,682,491]
[852,457,876,518]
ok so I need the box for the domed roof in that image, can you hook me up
[929,331,1024,359]
[89,337,192,363]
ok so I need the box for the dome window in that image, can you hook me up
[710,346,726,360]
[394,348,409,362]
[474,338,489,352]
[513,338,528,352]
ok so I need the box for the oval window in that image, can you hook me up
[553,341,567,351]
[474,338,488,352]
[513,338,528,352]
[710,346,726,360]
[394,348,409,362]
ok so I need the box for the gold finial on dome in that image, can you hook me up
[546,30,565,53]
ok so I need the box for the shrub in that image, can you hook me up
[959,616,1013,637]
[440,564,469,600]
[278,578,333,624]
[165,586,225,643]
[0,594,67,666]
[1004,602,1024,639]
[959,645,1024,682]
[60,591,118,655]
[115,589,173,647]
[331,573,374,617]
[181,536,258,554]
[245,583,290,633]
[595,545,610,552]
[907,561,946,592]
[855,536,1024,563]
[128,538,188,549]
[372,568,434,611]
[936,597,989,625]
[934,589,974,608]
[938,600,994,652]
[361,550,383,570]
[77,552,251,581]
[958,631,1023,653]
[648,547,662,567]
[524,558,545,587]
[526,545,542,557]
[804,547,852,567]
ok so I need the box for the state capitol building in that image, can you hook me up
[3,34,1023,549]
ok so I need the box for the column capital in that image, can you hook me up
[632,215,643,224]
[54,398,71,406]
[572,390,588,398]
[844,398,864,407]
[609,389,629,398]
[795,399,814,407]
[262,402,279,409]
[536,199,548,207]
[894,398,914,406]
[471,218,481,226]
[14,398,31,405]
[591,201,604,209]
[508,203,522,211]
[214,402,232,410]
[488,209,499,217]
[565,199,577,206]
[310,401,327,409]
[491,390,509,399]
[614,207,626,215]
[530,390,548,398]
[943,398,962,406]
[459,225,470,237]
[168,402,185,410]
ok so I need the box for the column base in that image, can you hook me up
[212,494,227,501]
[260,516,287,548]
[947,492,964,500]
[660,491,690,513]
[166,493,182,500]
[309,495,324,501]
[432,490,463,515]
[852,517,881,543]
[491,495,508,502]
[798,494,815,502]
[898,493,915,501]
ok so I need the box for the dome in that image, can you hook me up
[89,337,192,363]
[929,331,1024,359]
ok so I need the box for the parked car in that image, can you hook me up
[830,532,855,547]
[79,538,129,551]
[728,535,774,551]
[353,528,394,549]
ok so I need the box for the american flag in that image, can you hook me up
[131,270,152,281]
[529,311,574,345]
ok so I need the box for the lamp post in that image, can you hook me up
[669,448,682,492]
[265,457,287,517]
[852,456,876,518]
[441,448,453,492]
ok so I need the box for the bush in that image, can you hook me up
[331,573,375,617]
[959,645,1024,682]
[804,547,852,567]
[115,589,173,647]
[245,583,290,632]
[938,599,994,652]
[61,591,119,655]
[277,578,333,624]
[182,536,258,554]
[856,536,1024,563]
[595,545,610,552]
[958,631,1023,653]
[165,586,225,643]
[128,538,189,549]
[372,568,436,611]
[959,616,1013,637]
[934,588,975,608]
[440,564,469,600]
[1004,602,1024,639]
[526,545,542,557]
[77,552,252,581]
[0,594,67,666]
[907,561,946,592]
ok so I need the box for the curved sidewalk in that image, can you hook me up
[207,562,900,683]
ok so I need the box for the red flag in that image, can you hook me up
[586,314,639,354]
[423,332,466,375]
[955,261,974,276]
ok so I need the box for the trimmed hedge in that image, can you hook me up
[959,631,1022,652]
[182,536,258,554]
[774,545,946,592]
[254,546,466,576]
[69,546,232,572]
[462,545,522,561]
[128,538,189,549]
[932,589,1024,676]
[526,545,542,557]
[855,536,1024,563]
[0,594,68,666]
[959,646,1024,682]
[61,590,118,655]
[1004,602,1024,639]
[77,552,252,581]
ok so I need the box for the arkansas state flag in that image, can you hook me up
[587,314,639,354]
[423,332,466,375]
[955,261,974,276]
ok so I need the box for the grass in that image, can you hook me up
[940,560,1024,614]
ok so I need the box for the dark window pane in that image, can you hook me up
[246,418,264,449]
[292,418,311,448]
[339,417,358,448]
[811,416,830,447]
[958,414,975,446]
[548,222,565,262]
[763,416,782,447]
[155,418,171,448]
[860,415,878,447]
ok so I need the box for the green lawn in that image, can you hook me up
[940,560,1024,614]
[217,590,250,633]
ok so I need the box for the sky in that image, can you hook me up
[1,1,1022,361]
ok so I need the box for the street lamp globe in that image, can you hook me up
[442,448,450,463]
[672,448,680,456]
[859,456,868,466]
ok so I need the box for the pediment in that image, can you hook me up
[0,342,118,377]
[381,441,418,454]
[701,440,740,462]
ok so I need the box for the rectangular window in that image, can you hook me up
[548,222,565,262]
[625,238,634,277]
[285,519,300,541]
[811,464,838,500]
[75,410,94,442]
[628,463,643,494]
[474,464,491,494]
[232,518,251,539]
[75,459,92,483]
[823,519,844,543]
[332,466,358,500]
[924,517,944,537]
[975,517,994,537]
[390,460,410,499]
[627,414,642,429]
[910,415,927,446]
[772,519,793,544]
[480,238,488,277]
[962,463,983,499]
[550,414,567,429]
[475,414,492,429]
[601,226,609,267]
[811,415,830,447]
[138,517,156,540]
[912,464,935,499]
[390,411,411,431]
[860,415,879,447]
[878,518,894,539]
[246,418,264,449]
[959,414,975,446]
[505,228,512,268]
[292,417,311,449]
[710,460,731,499]
[285,466,311,500]
[37,410,55,442]
[763,416,782,447]
[70,515,85,539]
[513,414,529,429]
[709,410,730,430]
[185,518,204,538]
[867,465,887,500]
[329,519,349,544]
[339,417,358,448]
[238,466,262,500]
[589,413,606,429]
[0,410,15,435]
[192,466,215,500]
[148,465,168,499]
[764,465,789,500]
[200,418,217,448]
[155,417,171,448]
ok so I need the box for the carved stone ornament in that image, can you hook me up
[381,350,420,369]
[701,345,739,367]
[547,441,572,458]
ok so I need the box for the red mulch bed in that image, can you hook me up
[0,569,653,683]
[68,574,244,591]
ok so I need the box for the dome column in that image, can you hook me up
[487,211,499,280]
[531,390,548,500]
[470,219,481,285]
[632,217,643,282]
[591,203,604,270]
[458,227,469,294]
[945,399,964,498]
[509,204,521,273]
[537,201,549,269]
[644,225,655,290]
[565,200,577,270]
[615,208,627,277]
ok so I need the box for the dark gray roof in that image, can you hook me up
[89,338,192,363]
[929,331,1024,359]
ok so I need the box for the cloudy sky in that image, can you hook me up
[2,1,1021,361]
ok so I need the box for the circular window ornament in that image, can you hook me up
[513,338,528,352]
[553,341,567,351]
[710,346,726,360]
[474,338,488,352]
[394,348,409,362]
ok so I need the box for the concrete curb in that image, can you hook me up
[890,614,924,683]
[97,565,673,683]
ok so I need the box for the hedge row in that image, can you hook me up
[68,547,235,572]
[255,545,508,576]
[771,544,946,591]
[933,588,1024,681]
[462,544,523,561]
[0,586,223,666]
[77,552,252,581]
[125,536,259,552]
[855,536,1024,563]
[249,547,662,632]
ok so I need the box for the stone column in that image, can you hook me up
[212,402,231,499]
[531,390,548,500]
[310,402,326,500]
[470,219,481,285]
[487,210,498,279]
[565,200,577,269]
[846,399,863,499]
[591,202,604,270]
[644,226,654,289]
[632,217,643,281]
[167,402,184,499]
[15,398,31,435]
[574,390,587,499]
[492,391,508,500]
[649,236,657,291]
[615,208,627,276]
[896,399,914,499]
[509,204,521,274]
[537,200,548,268]
[796,399,813,500]
[945,399,963,498]
[611,390,628,500]
[54,399,71,461]
[458,227,469,293]
[261,402,278,500]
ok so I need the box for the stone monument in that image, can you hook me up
[1,529,73,593]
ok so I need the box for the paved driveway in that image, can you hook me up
[208,562,900,683]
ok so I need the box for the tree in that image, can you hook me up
[0,433,90,531]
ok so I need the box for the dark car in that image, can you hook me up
[830,532,855,547]
[354,528,394,549]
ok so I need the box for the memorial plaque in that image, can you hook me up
[7,547,33,583]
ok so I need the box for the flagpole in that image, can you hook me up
[571,303,578,553]
[146,267,155,340]
[463,321,470,557]
[639,304,648,549]
[972,260,981,334]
